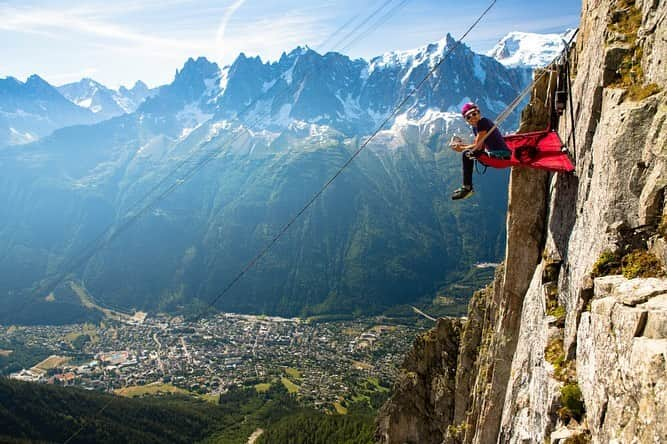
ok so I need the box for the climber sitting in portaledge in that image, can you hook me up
[450,102,511,200]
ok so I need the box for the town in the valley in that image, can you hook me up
[2,312,420,411]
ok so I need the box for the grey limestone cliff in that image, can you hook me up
[377,0,667,442]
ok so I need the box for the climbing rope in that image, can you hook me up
[340,0,411,52]
[475,28,579,150]
[565,43,578,157]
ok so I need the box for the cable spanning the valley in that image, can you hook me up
[56,0,444,444]
[199,0,499,315]
[326,0,411,52]
[37,0,499,323]
[30,0,417,306]
[57,4,499,442]
[340,0,411,52]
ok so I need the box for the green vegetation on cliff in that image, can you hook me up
[592,249,664,279]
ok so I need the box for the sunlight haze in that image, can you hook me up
[1,0,581,88]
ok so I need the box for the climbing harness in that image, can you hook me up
[475,158,488,175]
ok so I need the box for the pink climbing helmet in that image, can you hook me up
[461,102,479,117]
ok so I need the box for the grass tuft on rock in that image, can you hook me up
[608,0,642,38]
[592,250,622,277]
[626,83,661,101]
[547,305,567,327]
[446,422,469,441]
[545,337,565,371]
[606,0,660,101]
[545,335,576,382]
[622,250,665,279]
[558,383,585,423]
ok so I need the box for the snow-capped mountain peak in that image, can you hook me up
[369,33,457,75]
[0,75,97,146]
[487,30,574,68]
[58,78,156,119]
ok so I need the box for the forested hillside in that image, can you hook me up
[0,378,376,444]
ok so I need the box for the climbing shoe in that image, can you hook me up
[451,186,474,200]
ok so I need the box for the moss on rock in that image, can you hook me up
[558,383,585,423]
[621,250,665,278]
[545,337,565,371]
[591,250,622,277]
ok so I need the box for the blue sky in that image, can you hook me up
[0,0,581,89]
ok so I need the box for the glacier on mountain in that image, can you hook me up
[487,30,575,68]
[57,78,156,120]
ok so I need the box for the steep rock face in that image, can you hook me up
[378,0,666,442]
[578,276,667,442]
[499,0,667,441]
[376,317,462,444]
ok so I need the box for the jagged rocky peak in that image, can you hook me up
[0,75,49,97]
[0,75,21,88]
[0,73,98,146]
[24,74,51,88]
[368,33,464,78]
[58,77,157,118]
[138,56,223,117]
[58,77,105,97]
[23,74,64,99]
[378,0,667,442]
[57,78,119,115]
[115,80,157,112]
[174,56,221,86]
[121,79,150,95]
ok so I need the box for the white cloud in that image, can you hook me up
[0,3,330,66]
[0,4,211,55]
[213,11,331,64]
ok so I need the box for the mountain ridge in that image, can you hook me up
[0,74,98,146]
[0,29,569,148]
[1,33,528,324]
[57,78,156,120]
